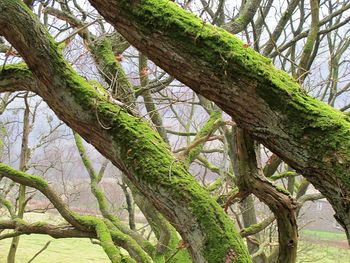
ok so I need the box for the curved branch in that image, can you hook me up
[224,0,261,34]
[234,128,298,263]
[240,215,275,238]
[296,0,320,82]
[86,0,350,242]
[0,163,84,230]
[0,220,94,239]
[270,15,350,58]
[0,1,250,261]
[74,133,156,262]
[0,163,147,262]
[262,0,300,56]
[0,64,36,93]
[181,111,223,166]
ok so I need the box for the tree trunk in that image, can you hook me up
[0,1,251,262]
[234,128,298,263]
[126,177,191,262]
[87,0,350,241]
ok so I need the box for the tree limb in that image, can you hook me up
[86,0,350,242]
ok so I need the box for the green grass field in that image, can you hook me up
[0,234,109,263]
[300,229,348,241]
[0,232,349,262]
[297,241,350,263]
[297,230,350,263]
[0,214,349,263]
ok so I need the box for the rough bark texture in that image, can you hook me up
[127,178,191,262]
[234,128,298,263]
[0,1,251,262]
[87,0,350,242]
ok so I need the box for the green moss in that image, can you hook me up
[92,37,134,104]
[57,42,66,52]
[74,216,121,262]
[74,133,98,180]
[103,220,154,263]
[270,171,296,181]
[0,163,49,188]
[3,1,252,260]
[117,0,350,189]
[76,215,154,262]
[95,220,122,263]
[13,218,27,225]
[123,0,294,88]
[121,256,137,263]
[130,0,350,189]
[206,177,224,192]
[185,110,222,166]
[89,79,109,96]
[240,216,274,237]
[275,185,291,196]
[190,187,250,262]
[33,221,49,227]
[91,183,108,210]
[98,104,250,261]
[1,63,32,78]
[15,53,250,260]
[75,132,154,261]
[6,0,349,259]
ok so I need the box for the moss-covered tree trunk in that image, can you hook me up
[0,1,251,262]
[87,0,350,242]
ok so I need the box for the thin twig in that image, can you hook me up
[27,241,52,263]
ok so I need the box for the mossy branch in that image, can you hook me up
[0,1,252,261]
[181,111,223,166]
[0,219,95,239]
[74,133,155,262]
[0,163,152,262]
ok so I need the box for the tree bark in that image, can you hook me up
[234,128,298,263]
[87,0,350,242]
[0,1,251,262]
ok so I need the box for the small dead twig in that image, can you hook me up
[27,241,52,263]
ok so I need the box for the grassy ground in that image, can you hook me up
[0,213,349,262]
[0,234,109,263]
[297,229,350,263]
[300,229,347,241]
[1,234,348,263]
[1,231,348,263]
[0,212,109,262]
[297,241,350,263]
